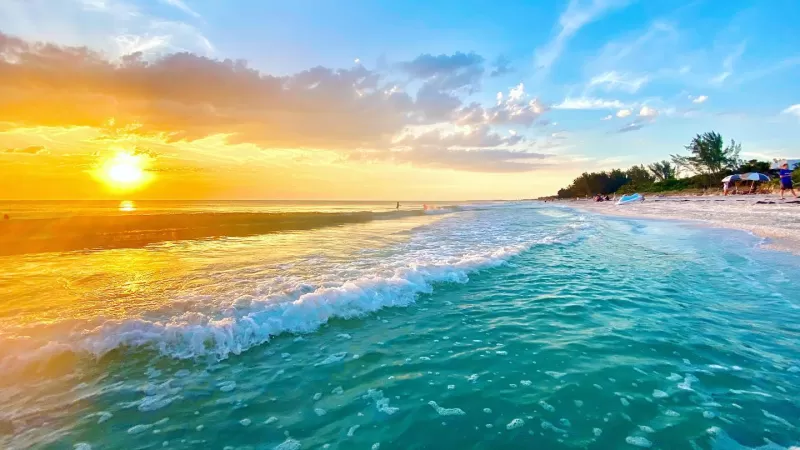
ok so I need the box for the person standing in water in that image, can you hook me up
[396,202,400,209]
[779,163,798,199]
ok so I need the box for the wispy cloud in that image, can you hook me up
[710,42,746,85]
[601,114,613,120]
[617,121,645,133]
[4,145,48,155]
[735,56,800,86]
[161,0,201,19]
[553,97,627,110]
[0,0,212,59]
[535,0,631,75]
[690,95,708,104]
[588,71,649,93]
[616,109,631,118]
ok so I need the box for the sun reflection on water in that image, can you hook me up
[119,200,136,212]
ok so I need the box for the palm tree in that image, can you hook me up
[671,131,741,177]
[647,160,677,181]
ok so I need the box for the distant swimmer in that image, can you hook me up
[2,214,8,220]
[396,202,400,209]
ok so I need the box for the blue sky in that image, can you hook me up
[1,0,800,198]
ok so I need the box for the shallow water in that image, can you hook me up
[2,202,800,449]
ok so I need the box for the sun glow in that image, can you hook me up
[96,151,152,191]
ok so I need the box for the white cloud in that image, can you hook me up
[710,72,730,84]
[601,114,613,120]
[588,71,649,93]
[691,95,708,104]
[535,0,631,74]
[710,42,746,85]
[616,109,631,118]
[114,34,170,56]
[508,82,525,101]
[782,104,800,119]
[639,106,658,117]
[161,0,200,18]
[553,97,627,110]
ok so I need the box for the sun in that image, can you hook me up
[108,156,143,183]
[96,151,152,191]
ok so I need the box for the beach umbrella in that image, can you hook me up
[740,172,770,182]
[721,174,741,182]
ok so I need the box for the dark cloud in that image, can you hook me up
[617,121,646,133]
[398,51,485,91]
[490,55,513,77]
[414,84,462,122]
[4,145,48,154]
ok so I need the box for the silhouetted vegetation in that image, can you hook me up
[555,131,798,198]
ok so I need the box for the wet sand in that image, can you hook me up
[569,195,800,254]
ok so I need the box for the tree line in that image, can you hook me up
[555,131,796,198]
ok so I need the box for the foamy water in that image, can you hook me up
[2,202,800,449]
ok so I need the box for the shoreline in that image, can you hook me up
[560,195,800,255]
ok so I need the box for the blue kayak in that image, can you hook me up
[617,193,643,205]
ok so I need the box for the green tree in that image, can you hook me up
[626,164,655,186]
[647,160,677,181]
[737,159,771,173]
[671,131,741,177]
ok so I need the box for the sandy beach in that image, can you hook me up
[570,194,800,254]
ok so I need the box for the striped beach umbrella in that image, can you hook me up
[740,172,770,182]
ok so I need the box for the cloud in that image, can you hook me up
[710,42,746,85]
[638,106,658,117]
[782,104,800,119]
[4,145,48,155]
[553,97,627,110]
[735,56,800,86]
[490,55,513,77]
[355,147,550,173]
[615,109,657,133]
[414,84,463,122]
[455,83,547,126]
[0,32,554,175]
[398,51,485,91]
[0,32,417,151]
[617,121,646,133]
[616,109,631,118]
[0,0,213,58]
[161,0,201,19]
[601,114,613,120]
[535,0,631,74]
[690,95,708,104]
[395,126,523,149]
[588,71,649,93]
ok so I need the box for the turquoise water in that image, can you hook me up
[2,203,800,449]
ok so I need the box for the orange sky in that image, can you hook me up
[1,125,574,200]
[0,32,583,200]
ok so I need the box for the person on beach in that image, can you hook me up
[779,163,798,199]
[396,202,400,209]
[723,180,730,196]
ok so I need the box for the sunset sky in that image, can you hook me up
[1,0,799,200]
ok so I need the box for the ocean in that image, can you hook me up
[1,200,799,449]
